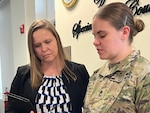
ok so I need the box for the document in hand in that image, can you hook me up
[8,93,36,113]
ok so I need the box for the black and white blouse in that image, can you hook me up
[35,75,72,113]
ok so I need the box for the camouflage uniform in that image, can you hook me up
[84,50,150,113]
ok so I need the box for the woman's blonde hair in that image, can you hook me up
[28,19,77,88]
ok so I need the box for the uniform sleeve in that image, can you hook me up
[135,73,150,112]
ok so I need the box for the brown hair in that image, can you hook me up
[28,19,77,88]
[94,2,145,44]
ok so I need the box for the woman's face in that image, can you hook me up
[33,28,59,64]
[92,18,126,63]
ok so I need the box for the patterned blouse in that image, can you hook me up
[84,50,150,113]
[35,75,72,113]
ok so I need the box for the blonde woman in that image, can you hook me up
[6,19,89,113]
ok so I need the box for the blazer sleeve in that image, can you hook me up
[5,65,30,113]
[64,61,90,113]
[77,64,90,104]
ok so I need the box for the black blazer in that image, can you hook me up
[6,61,89,113]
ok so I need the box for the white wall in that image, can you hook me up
[55,0,102,75]
[11,0,36,73]
[132,1,150,60]
[55,0,150,75]
[0,0,13,112]
[35,0,55,25]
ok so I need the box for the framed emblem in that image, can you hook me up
[62,0,77,8]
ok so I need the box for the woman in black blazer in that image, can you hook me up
[6,19,89,113]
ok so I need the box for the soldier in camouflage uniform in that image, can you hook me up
[84,2,150,113]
